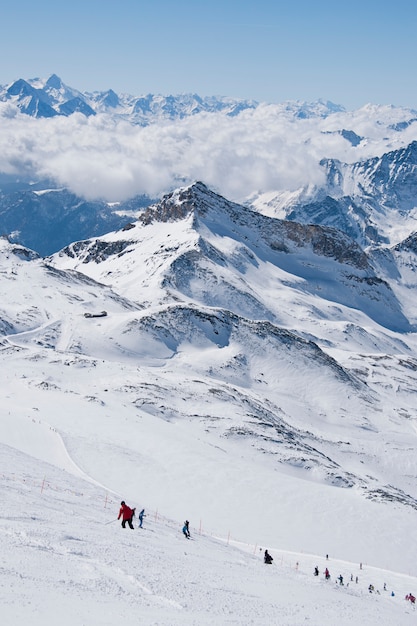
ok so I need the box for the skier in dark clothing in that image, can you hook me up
[118,501,135,529]
[264,550,273,564]
[314,566,319,576]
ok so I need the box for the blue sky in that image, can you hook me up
[2,0,417,109]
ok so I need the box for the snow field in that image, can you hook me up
[1,443,417,626]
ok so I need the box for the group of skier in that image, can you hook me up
[265,554,407,599]
[117,500,188,537]
[117,501,145,529]
[116,504,416,604]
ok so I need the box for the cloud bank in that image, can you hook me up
[1,102,417,202]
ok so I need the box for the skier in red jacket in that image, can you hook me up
[118,501,135,529]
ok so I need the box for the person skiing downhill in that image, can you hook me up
[264,550,273,564]
[118,501,135,529]
[138,508,145,528]
[182,521,190,538]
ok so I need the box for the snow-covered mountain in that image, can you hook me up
[0,180,154,256]
[250,141,417,250]
[2,76,417,623]
[2,179,417,572]
[0,74,259,123]
[52,181,412,333]
[2,74,96,118]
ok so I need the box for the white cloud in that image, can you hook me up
[0,103,416,202]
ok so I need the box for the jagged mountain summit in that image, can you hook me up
[1,74,364,128]
[3,74,96,118]
[0,74,260,123]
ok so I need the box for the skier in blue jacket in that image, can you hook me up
[138,509,145,528]
[182,520,190,538]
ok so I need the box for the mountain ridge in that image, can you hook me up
[53,181,412,333]
[0,74,260,122]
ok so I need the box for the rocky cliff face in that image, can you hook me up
[254,141,417,249]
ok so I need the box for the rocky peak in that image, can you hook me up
[139,182,371,272]
[45,74,63,90]
[139,181,212,224]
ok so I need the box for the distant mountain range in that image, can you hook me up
[0,73,262,123]
[0,180,153,256]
